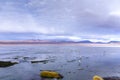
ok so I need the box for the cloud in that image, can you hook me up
[26,0,120,33]
[0,0,120,41]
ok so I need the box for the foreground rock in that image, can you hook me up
[40,70,63,79]
[31,60,49,64]
[0,61,18,67]
[93,75,104,80]
[103,77,120,80]
[93,75,120,80]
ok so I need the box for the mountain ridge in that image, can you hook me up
[0,40,119,44]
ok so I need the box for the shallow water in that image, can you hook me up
[0,45,120,80]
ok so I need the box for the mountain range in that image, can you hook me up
[0,39,119,44]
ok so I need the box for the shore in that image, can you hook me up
[0,43,119,47]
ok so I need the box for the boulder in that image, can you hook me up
[0,61,18,67]
[93,75,104,80]
[40,70,63,79]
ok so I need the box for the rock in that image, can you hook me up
[93,75,104,80]
[93,75,120,80]
[31,60,49,64]
[103,77,120,80]
[67,59,76,62]
[0,61,18,67]
[40,70,63,79]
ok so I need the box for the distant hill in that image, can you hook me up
[0,40,93,44]
[45,39,93,43]
[75,40,93,43]
[108,41,120,43]
[1,40,120,44]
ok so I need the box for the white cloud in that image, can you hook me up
[0,0,120,41]
[109,11,120,17]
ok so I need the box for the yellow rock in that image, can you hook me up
[40,71,63,79]
[93,75,104,80]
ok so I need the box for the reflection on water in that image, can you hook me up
[0,45,120,80]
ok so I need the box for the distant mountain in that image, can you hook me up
[2,39,119,44]
[46,38,72,42]
[75,40,93,43]
[0,40,93,44]
[108,41,120,43]
[43,39,93,43]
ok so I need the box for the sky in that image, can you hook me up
[0,0,120,42]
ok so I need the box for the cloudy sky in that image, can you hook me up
[0,0,120,42]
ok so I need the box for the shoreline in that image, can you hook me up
[0,43,119,47]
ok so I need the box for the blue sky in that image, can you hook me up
[0,0,120,42]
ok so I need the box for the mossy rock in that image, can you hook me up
[93,75,120,80]
[0,61,18,67]
[93,75,104,80]
[40,70,63,79]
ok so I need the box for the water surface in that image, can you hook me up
[0,45,120,80]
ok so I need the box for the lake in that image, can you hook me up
[0,45,120,80]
